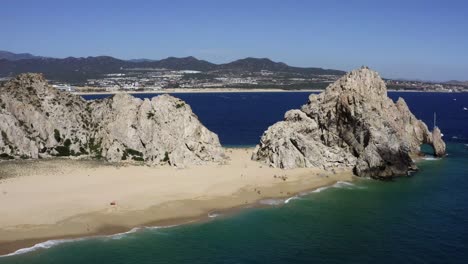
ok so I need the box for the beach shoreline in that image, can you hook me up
[70,88,463,96]
[0,148,354,256]
[71,88,324,95]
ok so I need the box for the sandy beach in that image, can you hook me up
[70,88,460,96]
[0,148,353,255]
[71,88,324,95]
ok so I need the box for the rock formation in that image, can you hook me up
[252,67,446,179]
[0,73,225,166]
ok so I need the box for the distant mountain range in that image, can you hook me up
[0,50,44,61]
[0,50,345,83]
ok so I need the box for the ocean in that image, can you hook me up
[1,92,467,264]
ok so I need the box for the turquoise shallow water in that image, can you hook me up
[1,92,467,263]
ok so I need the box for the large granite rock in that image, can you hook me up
[0,73,225,166]
[252,67,446,179]
[90,93,225,166]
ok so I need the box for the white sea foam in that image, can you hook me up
[284,196,300,204]
[208,212,221,218]
[283,181,360,205]
[259,198,284,206]
[0,224,179,258]
[108,227,141,240]
[333,181,355,188]
[422,156,441,161]
[334,181,366,190]
[1,237,87,257]
[144,224,181,231]
[306,181,355,193]
[312,181,355,192]
[284,186,333,205]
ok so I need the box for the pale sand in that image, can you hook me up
[71,88,446,96]
[72,88,323,95]
[0,148,353,254]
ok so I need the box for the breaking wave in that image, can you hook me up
[422,156,441,161]
[259,198,284,206]
[284,181,360,205]
[284,196,301,204]
[1,238,87,257]
[208,211,221,218]
[260,181,361,207]
[0,225,178,258]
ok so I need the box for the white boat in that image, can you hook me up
[464,107,467,111]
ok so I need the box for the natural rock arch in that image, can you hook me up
[252,67,446,179]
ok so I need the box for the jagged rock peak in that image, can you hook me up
[323,66,387,98]
[8,72,47,84]
[0,74,225,166]
[1,73,64,102]
[252,67,446,179]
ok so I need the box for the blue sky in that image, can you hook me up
[1,0,467,81]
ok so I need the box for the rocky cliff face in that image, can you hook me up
[252,67,446,179]
[0,73,225,166]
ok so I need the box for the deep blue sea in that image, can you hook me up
[1,92,467,264]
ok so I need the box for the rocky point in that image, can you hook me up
[252,67,446,179]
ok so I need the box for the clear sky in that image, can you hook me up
[1,0,467,81]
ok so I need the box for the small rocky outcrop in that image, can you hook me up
[252,67,446,179]
[0,73,225,166]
